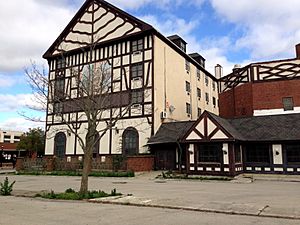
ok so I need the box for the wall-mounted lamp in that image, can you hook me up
[67,130,71,136]
[223,150,228,155]
[276,151,280,156]
[189,150,194,155]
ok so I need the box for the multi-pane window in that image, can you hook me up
[55,79,65,99]
[245,144,270,163]
[205,92,209,103]
[132,39,143,52]
[285,144,300,163]
[131,63,143,79]
[123,128,139,156]
[131,90,144,104]
[283,97,294,111]
[186,103,191,114]
[185,81,191,92]
[197,69,201,80]
[205,75,209,86]
[185,60,190,72]
[54,132,66,158]
[57,58,66,69]
[213,97,216,107]
[197,88,201,98]
[197,108,201,117]
[198,144,222,163]
[53,102,63,114]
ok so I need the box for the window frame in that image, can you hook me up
[245,144,270,164]
[132,39,143,52]
[131,89,144,105]
[122,127,139,156]
[131,63,144,79]
[197,88,201,98]
[54,132,66,158]
[185,81,191,93]
[285,144,300,164]
[283,97,294,111]
[198,143,222,163]
[186,103,191,115]
[185,60,190,72]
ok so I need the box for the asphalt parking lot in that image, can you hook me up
[1,172,300,224]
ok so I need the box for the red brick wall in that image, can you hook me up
[252,79,300,110]
[219,88,235,118]
[219,83,253,118]
[127,156,154,172]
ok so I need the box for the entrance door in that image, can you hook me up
[155,150,176,170]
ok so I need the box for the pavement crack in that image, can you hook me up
[258,205,269,216]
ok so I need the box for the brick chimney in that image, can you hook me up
[296,44,300,59]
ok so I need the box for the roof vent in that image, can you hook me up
[233,64,241,73]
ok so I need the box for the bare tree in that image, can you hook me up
[25,45,137,194]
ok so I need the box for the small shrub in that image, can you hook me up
[65,188,76,193]
[38,188,121,200]
[0,177,16,196]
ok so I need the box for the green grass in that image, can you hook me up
[16,170,134,177]
[36,188,121,200]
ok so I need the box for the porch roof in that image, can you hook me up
[227,113,300,141]
[148,121,195,145]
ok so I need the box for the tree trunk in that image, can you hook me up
[79,150,92,195]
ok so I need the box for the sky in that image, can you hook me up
[0,0,300,131]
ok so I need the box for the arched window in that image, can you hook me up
[54,132,66,158]
[122,127,139,156]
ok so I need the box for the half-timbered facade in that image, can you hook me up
[43,0,218,164]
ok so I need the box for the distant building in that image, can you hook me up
[0,129,25,164]
[0,129,23,144]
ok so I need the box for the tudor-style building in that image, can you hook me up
[149,44,300,175]
[43,0,219,164]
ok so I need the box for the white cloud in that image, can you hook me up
[0,117,44,132]
[0,94,43,112]
[0,0,77,72]
[210,0,300,60]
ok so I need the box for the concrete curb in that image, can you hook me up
[88,199,300,221]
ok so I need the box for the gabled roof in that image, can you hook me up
[148,121,195,145]
[43,0,153,58]
[149,112,300,145]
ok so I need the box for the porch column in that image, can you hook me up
[272,144,283,172]
[189,144,195,171]
[222,143,230,173]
